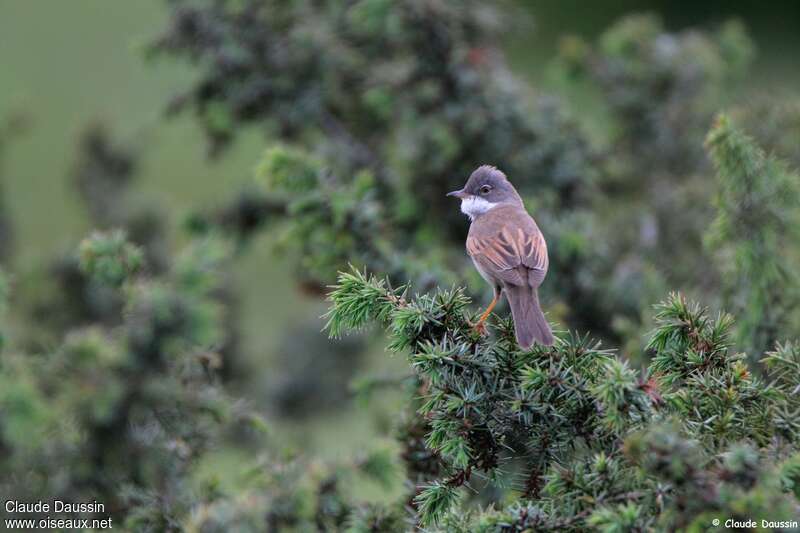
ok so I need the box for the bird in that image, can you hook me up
[447,165,554,348]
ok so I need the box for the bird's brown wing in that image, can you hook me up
[467,225,548,287]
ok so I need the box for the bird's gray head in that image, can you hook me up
[447,165,523,220]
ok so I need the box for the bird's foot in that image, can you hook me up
[467,319,488,337]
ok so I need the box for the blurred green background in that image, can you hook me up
[1,0,799,460]
[4,0,800,253]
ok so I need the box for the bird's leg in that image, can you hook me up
[470,287,501,336]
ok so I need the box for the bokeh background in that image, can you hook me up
[3,0,799,451]
[2,1,800,528]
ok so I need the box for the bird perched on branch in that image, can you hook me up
[448,165,554,347]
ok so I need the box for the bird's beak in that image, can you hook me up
[447,189,468,199]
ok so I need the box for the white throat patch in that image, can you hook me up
[460,196,497,221]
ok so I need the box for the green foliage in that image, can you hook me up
[325,267,401,338]
[3,2,800,531]
[255,144,321,194]
[705,114,800,358]
[345,503,406,533]
[152,0,599,306]
[0,124,400,532]
[647,293,783,448]
[1,233,236,512]
[0,228,401,530]
[730,97,800,168]
[79,230,144,287]
[414,482,461,527]
[73,124,170,272]
[558,14,753,170]
[153,4,795,362]
[356,446,398,489]
[549,13,760,350]
[781,454,800,499]
[325,267,800,529]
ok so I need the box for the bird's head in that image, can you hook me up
[447,165,522,220]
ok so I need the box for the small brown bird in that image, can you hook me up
[448,165,554,347]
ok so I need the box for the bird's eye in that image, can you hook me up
[480,185,492,195]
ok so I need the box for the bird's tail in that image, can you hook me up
[504,285,554,348]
